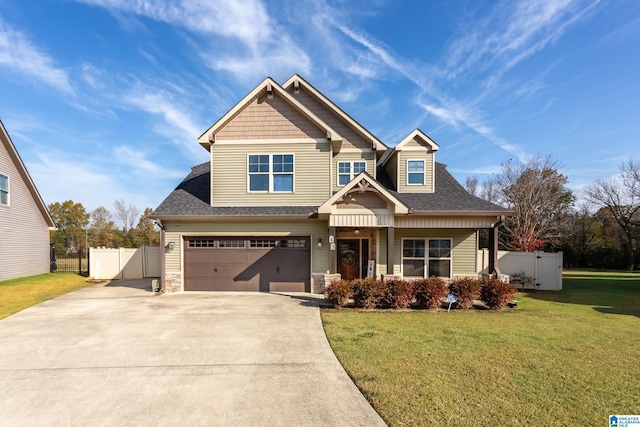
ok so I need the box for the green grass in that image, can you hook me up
[321,270,640,426]
[0,273,102,319]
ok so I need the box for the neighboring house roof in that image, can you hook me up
[152,162,317,219]
[153,161,507,218]
[0,120,55,228]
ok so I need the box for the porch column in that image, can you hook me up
[329,226,337,274]
[488,226,501,276]
[387,227,394,275]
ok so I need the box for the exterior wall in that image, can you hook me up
[384,152,398,189]
[289,87,372,150]
[395,215,498,229]
[215,93,326,141]
[393,228,477,277]
[332,150,376,192]
[377,228,388,277]
[396,150,435,193]
[210,140,331,206]
[163,219,329,292]
[0,141,50,281]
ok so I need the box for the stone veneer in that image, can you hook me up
[312,273,342,294]
[163,272,182,293]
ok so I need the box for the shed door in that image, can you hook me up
[184,237,310,292]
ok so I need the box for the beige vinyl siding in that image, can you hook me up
[0,142,51,281]
[290,87,372,150]
[384,152,398,189]
[377,228,388,277]
[210,140,331,206]
[395,215,498,229]
[215,93,326,141]
[397,151,434,193]
[163,219,330,279]
[393,229,477,277]
[332,151,376,192]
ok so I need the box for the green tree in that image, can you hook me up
[131,207,160,247]
[48,200,90,254]
[90,206,118,248]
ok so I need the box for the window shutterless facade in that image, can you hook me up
[337,161,366,186]
[407,159,425,185]
[401,238,452,278]
[248,154,294,193]
[0,174,8,206]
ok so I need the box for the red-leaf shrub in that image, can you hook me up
[383,279,414,309]
[352,278,386,309]
[413,277,448,309]
[448,277,481,309]
[480,278,517,309]
[324,279,353,308]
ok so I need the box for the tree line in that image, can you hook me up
[49,199,159,256]
[466,156,640,270]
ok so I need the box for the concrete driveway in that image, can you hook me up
[0,280,385,426]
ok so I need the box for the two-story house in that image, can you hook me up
[152,75,509,293]
[0,120,55,281]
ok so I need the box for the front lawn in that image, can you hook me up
[321,270,640,426]
[0,273,102,319]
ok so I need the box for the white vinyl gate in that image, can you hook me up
[477,250,563,290]
[89,246,161,280]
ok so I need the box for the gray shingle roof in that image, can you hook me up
[153,161,507,218]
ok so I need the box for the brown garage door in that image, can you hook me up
[184,237,311,292]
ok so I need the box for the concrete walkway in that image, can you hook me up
[0,280,386,426]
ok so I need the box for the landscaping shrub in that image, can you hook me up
[324,279,353,308]
[352,278,386,309]
[413,277,448,309]
[383,279,414,309]
[480,278,517,309]
[448,277,481,309]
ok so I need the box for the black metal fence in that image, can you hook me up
[51,250,89,276]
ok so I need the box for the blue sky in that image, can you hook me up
[1,0,639,220]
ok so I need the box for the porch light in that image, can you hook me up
[317,238,323,248]
[165,240,175,251]
[353,229,360,236]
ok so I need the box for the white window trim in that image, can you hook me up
[337,160,367,186]
[406,159,425,185]
[400,237,452,279]
[247,154,295,193]
[0,173,8,207]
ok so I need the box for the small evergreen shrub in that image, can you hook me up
[383,279,414,309]
[413,277,448,309]
[480,278,517,309]
[448,277,481,309]
[324,279,352,308]
[352,278,386,309]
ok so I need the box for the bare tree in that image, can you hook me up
[493,155,574,251]
[479,177,500,204]
[113,199,139,231]
[465,176,478,195]
[584,159,640,270]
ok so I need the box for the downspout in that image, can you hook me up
[155,219,166,293]
[490,215,505,279]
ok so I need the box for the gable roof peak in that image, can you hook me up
[395,129,440,151]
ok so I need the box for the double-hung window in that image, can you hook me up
[407,160,425,185]
[248,154,294,193]
[0,174,8,206]
[337,161,366,186]
[402,238,451,278]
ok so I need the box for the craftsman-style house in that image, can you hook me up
[152,75,508,292]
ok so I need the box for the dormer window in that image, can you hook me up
[338,161,366,186]
[407,160,425,185]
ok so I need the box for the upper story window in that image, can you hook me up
[337,161,366,186]
[407,160,425,185]
[0,174,8,206]
[248,154,294,193]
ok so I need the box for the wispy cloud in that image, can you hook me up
[0,17,73,93]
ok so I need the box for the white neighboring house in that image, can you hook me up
[0,120,55,281]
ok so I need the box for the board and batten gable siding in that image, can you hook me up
[210,140,331,206]
[393,229,477,277]
[289,86,373,150]
[163,219,330,290]
[0,140,50,281]
[332,150,376,192]
[215,92,326,141]
[397,150,435,193]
